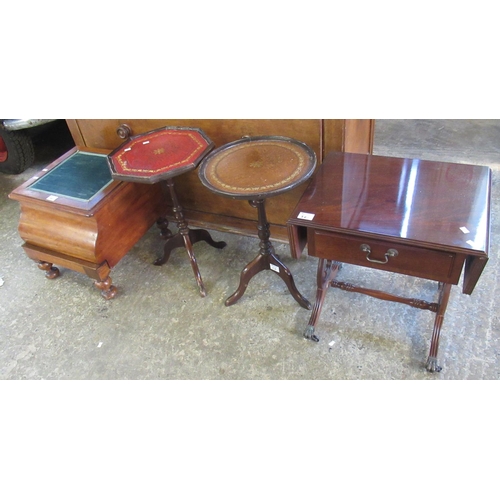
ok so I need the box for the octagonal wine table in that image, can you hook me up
[108,126,227,297]
[198,135,316,308]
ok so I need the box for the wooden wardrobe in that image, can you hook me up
[66,119,374,241]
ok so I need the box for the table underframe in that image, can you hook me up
[304,258,452,372]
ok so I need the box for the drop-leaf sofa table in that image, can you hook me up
[287,152,491,372]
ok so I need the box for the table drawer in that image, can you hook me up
[308,229,465,283]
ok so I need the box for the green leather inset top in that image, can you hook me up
[30,151,113,201]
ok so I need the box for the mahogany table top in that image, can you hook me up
[289,151,491,255]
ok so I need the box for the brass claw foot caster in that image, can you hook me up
[425,356,442,373]
[304,325,320,342]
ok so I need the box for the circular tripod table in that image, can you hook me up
[198,136,316,308]
[107,126,227,297]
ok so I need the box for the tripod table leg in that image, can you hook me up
[154,179,226,297]
[225,198,310,309]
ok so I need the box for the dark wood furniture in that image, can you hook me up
[66,119,375,242]
[199,136,316,308]
[8,147,168,298]
[287,152,491,372]
[107,126,226,297]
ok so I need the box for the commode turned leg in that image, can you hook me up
[35,254,117,301]
[93,276,118,300]
[37,261,60,279]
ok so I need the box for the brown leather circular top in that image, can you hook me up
[198,136,316,199]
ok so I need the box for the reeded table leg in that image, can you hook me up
[304,259,341,342]
[225,199,310,309]
[154,179,226,297]
[426,282,452,372]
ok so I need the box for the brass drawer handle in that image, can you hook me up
[360,244,398,264]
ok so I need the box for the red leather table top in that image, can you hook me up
[108,127,214,183]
